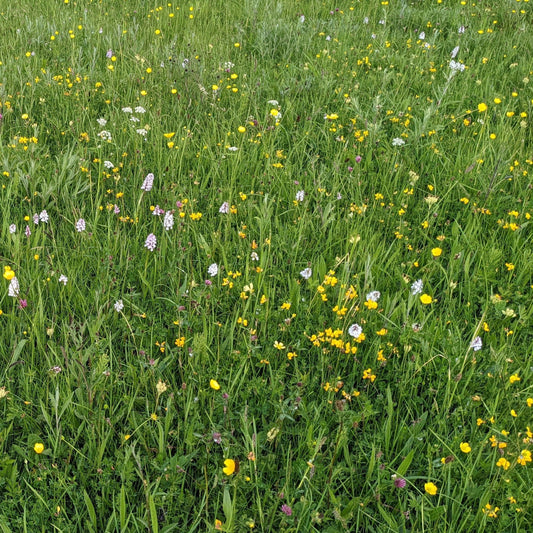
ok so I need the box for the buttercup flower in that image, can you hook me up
[419,294,433,305]
[223,459,235,475]
[460,442,471,453]
[34,442,44,454]
[210,379,221,390]
[424,482,437,495]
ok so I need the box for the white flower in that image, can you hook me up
[227,146,238,151]
[144,233,157,252]
[410,279,424,295]
[458,25,465,34]
[224,61,235,70]
[366,291,381,302]
[163,211,174,231]
[418,31,425,40]
[299,15,305,23]
[267,100,279,106]
[219,201,230,214]
[97,117,107,126]
[39,210,49,223]
[181,58,190,69]
[8,277,19,298]
[207,263,218,277]
[392,137,405,146]
[136,128,148,137]
[122,107,133,113]
[470,336,482,352]
[325,35,331,41]
[114,299,124,312]
[58,275,68,285]
[152,205,164,216]
[135,106,146,114]
[33,213,40,225]
[75,218,86,232]
[363,16,369,24]
[251,252,259,261]
[295,190,305,202]
[450,60,465,72]
[9,224,16,234]
[141,173,154,191]
[451,46,460,59]
[130,116,140,122]
[97,130,112,141]
[300,267,312,280]
[104,160,114,169]
[348,323,363,339]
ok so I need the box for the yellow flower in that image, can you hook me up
[496,457,510,470]
[517,450,532,465]
[34,442,44,454]
[3,267,14,281]
[274,341,285,350]
[460,442,471,453]
[424,482,437,495]
[419,294,433,305]
[509,374,520,384]
[477,102,488,112]
[431,247,442,257]
[223,459,236,475]
[238,126,246,133]
[210,379,221,390]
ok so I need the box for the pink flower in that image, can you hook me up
[394,477,406,488]
[281,504,292,516]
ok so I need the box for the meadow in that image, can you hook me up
[0,0,532,531]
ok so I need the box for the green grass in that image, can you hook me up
[0,0,532,531]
